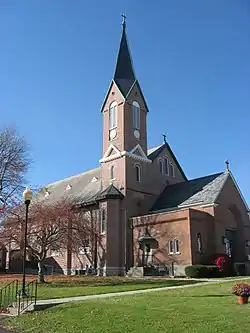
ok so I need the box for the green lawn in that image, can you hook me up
[4,279,250,333]
[0,275,198,300]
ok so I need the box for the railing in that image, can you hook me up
[137,254,173,276]
[0,280,19,313]
[17,279,38,315]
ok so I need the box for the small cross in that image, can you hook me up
[225,160,229,171]
[162,134,167,144]
[122,14,126,26]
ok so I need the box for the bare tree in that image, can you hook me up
[0,126,30,208]
[69,207,106,273]
[0,199,71,283]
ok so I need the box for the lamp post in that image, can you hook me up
[21,187,32,297]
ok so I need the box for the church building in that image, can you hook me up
[8,20,250,276]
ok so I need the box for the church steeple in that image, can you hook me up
[113,15,136,97]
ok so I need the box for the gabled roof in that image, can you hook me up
[151,172,228,212]
[96,184,124,201]
[147,143,187,181]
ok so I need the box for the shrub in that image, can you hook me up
[209,253,232,276]
[205,265,220,278]
[185,265,220,278]
[185,265,207,278]
[231,283,250,297]
[234,263,246,276]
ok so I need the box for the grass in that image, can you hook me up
[0,275,199,300]
[3,279,250,333]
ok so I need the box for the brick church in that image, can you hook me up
[6,20,250,276]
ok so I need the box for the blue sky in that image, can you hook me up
[0,1,249,205]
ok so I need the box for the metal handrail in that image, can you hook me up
[17,279,38,315]
[0,279,18,313]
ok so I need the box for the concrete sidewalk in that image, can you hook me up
[28,276,250,312]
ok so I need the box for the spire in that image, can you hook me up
[113,15,136,97]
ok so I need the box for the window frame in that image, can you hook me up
[100,209,106,234]
[169,163,175,177]
[159,159,164,174]
[109,101,118,130]
[135,164,141,183]
[164,157,169,175]
[132,101,140,130]
[168,239,180,254]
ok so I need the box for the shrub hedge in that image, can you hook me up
[185,265,220,278]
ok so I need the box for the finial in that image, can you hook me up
[122,14,126,28]
[162,134,167,144]
[225,160,229,171]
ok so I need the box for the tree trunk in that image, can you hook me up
[37,261,45,283]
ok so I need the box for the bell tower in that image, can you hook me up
[100,17,151,192]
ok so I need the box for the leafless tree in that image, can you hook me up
[0,126,31,209]
[0,199,70,283]
[69,207,106,273]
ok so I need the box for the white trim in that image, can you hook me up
[101,80,125,112]
[130,144,148,159]
[100,148,152,164]
[200,203,219,208]
[126,80,137,98]
[102,144,121,159]
[177,201,204,208]
[125,151,152,163]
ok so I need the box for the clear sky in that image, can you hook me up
[1,1,249,205]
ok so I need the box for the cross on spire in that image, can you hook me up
[122,14,126,27]
[225,160,230,171]
[162,134,167,144]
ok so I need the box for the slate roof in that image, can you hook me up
[96,184,124,201]
[151,172,229,212]
[36,168,102,205]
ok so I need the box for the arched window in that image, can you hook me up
[164,157,169,175]
[135,164,141,182]
[169,163,175,177]
[197,233,202,253]
[132,101,140,129]
[159,159,164,174]
[109,101,117,130]
[174,239,180,253]
[169,240,174,254]
[100,209,106,234]
[110,165,115,180]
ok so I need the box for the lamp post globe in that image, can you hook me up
[21,187,32,297]
[23,187,32,204]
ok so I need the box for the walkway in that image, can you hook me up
[30,276,250,311]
